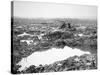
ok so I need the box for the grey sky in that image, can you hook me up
[13,1,97,19]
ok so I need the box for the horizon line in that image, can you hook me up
[13,16,97,20]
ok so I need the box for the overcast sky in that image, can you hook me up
[13,1,97,19]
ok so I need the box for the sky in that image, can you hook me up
[13,1,97,19]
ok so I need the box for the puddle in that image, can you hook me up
[17,46,90,71]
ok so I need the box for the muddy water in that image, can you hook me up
[17,46,90,71]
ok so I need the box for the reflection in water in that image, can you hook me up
[17,46,90,71]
